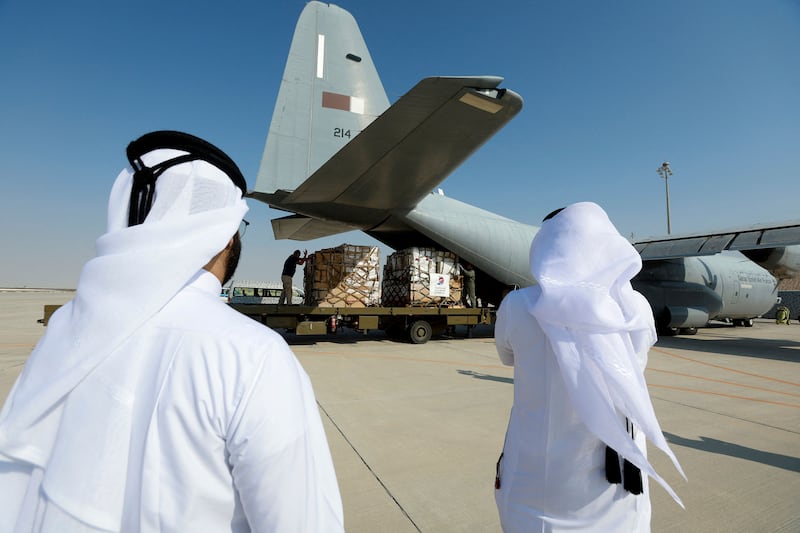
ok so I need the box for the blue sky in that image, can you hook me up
[1,0,798,288]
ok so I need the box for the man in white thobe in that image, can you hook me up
[494,202,685,533]
[0,131,344,532]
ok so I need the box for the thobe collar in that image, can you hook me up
[193,269,223,296]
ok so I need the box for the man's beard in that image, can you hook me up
[222,232,241,286]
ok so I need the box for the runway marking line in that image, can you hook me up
[651,347,800,387]
[0,344,36,348]
[649,383,800,409]
[647,367,800,399]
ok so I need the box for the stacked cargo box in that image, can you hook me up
[381,247,463,307]
[303,244,381,307]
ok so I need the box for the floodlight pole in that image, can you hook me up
[657,162,673,234]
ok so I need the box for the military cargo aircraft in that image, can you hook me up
[248,1,800,335]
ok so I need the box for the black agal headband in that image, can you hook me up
[126,130,247,227]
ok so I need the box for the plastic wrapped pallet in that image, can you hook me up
[303,244,381,307]
[381,247,463,307]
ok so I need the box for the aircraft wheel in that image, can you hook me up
[408,320,433,344]
[744,318,754,327]
[679,327,698,335]
[657,325,678,337]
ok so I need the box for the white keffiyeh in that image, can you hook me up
[0,149,248,466]
[527,202,685,506]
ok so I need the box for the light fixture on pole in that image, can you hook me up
[656,161,672,234]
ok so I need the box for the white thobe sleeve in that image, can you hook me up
[226,343,344,533]
[495,295,515,367]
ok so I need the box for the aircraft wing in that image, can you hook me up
[278,76,523,215]
[633,221,800,260]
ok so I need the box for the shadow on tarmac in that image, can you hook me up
[656,334,800,362]
[457,369,513,384]
[664,432,800,473]
[280,329,386,346]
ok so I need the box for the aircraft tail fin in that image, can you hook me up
[253,1,389,196]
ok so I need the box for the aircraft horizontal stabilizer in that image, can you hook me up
[281,76,523,212]
[634,221,800,260]
[271,214,358,241]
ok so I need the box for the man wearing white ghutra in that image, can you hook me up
[0,131,344,533]
[494,202,685,532]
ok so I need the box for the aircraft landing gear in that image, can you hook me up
[657,325,679,337]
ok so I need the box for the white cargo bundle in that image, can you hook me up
[381,247,463,307]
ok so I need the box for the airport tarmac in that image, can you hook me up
[1,291,798,532]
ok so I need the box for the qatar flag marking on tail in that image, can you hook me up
[322,91,365,114]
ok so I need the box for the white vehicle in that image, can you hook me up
[226,280,304,304]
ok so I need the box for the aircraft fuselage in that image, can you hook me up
[368,195,780,332]
[632,253,778,331]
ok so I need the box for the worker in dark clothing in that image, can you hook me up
[460,262,477,308]
[279,249,307,305]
